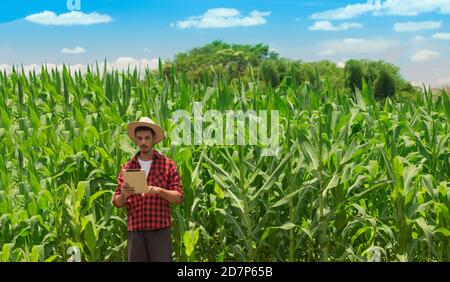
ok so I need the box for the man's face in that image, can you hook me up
[135,129,154,153]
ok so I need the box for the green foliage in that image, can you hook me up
[0,58,449,262]
[168,41,410,96]
[374,67,397,100]
[345,60,364,90]
[173,40,276,82]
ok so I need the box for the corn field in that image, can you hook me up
[0,62,449,262]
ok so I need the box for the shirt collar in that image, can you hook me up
[130,149,162,165]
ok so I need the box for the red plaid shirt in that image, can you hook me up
[112,150,183,231]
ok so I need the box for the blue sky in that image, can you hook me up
[1,0,450,86]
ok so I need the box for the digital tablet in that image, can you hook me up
[123,169,148,194]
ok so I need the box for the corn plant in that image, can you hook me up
[0,63,449,261]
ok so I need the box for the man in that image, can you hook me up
[112,117,183,262]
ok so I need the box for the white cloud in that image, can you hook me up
[433,32,450,40]
[310,0,450,20]
[410,49,440,62]
[0,57,160,76]
[111,57,159,71]
[378,0,450,16]
[393,21,442,32]
[0,64,45,74]
[309,21,363,31]
[336,61,346,68]
[25,10,112,26]
[311,0,382,20]
[173,8,271,29]
[0,64,12,72]
[413,35,426,42]
[437,77,450,85]
[61,46,86,54]
[318,38,398,56]
[317,49,335,56]
[410,81,423,87]
[144,48,152,53]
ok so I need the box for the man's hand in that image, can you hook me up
[112,182,136,208]
[147,185,162,195]
[147,185,182,204]
[122,183,136,197]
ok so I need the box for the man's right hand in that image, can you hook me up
[122,183,136,197]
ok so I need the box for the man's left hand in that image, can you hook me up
[147,185,162,195]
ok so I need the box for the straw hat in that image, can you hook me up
[127,117,164,144]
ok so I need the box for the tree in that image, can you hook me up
[345,60,364,91]
[374,67,396,100]
[172,40,274,82]
[165,41,411,92]
[260,60,279,86]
